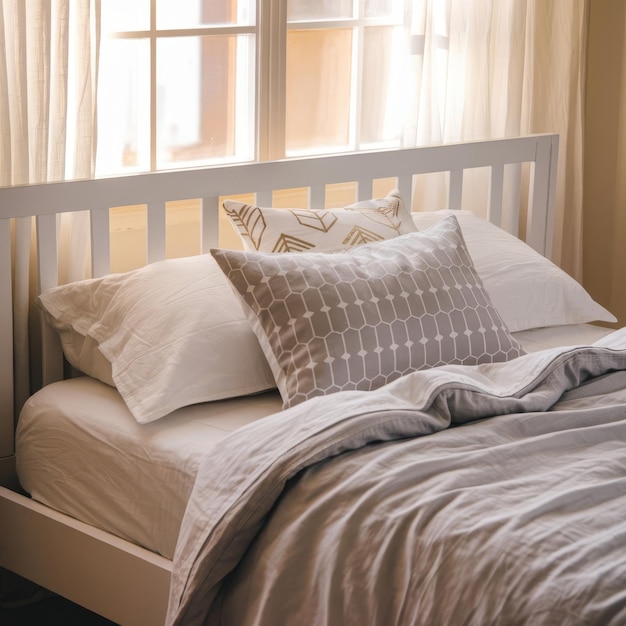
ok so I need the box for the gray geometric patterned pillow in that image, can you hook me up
[211,216,526,409]
[223,191,416,253]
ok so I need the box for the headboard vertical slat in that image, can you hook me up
[502,163,521,237]
[448,170,463,210]
[200,196,220,253]
[396,175,413,213]
[90,209,111,278]
[488,164,504,227]
[309,185,325,209]
[0,219,14,456]
[147,202,167,264]
[256,191,273,207]
[36,214,59,291]
[36,214,64,386]
[357,180,373,202]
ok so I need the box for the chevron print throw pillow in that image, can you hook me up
[223,191,416,253]
[211,215,525,409]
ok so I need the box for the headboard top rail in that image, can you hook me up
[0,134,557,218]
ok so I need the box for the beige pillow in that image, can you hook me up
[223,191,415,253]
[211,215,525,409]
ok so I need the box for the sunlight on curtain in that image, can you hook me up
[0,0,99,410]
[405,0,587,280]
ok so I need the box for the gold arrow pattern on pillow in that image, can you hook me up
[342,226,385,247]
[291,208,339,232]
[222,195,417,254]
[272,234,317,253]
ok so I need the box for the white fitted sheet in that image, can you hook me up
[513,322,614,352]
[15,323,615,560]
[16,377,282,559]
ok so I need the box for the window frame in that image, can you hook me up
[101,0,409,173]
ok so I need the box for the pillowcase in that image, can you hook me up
[38,254,276,423]
[211,215,525,409]
[223,190,415,253]
[411,210,616,332]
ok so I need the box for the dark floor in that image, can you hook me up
[0,594,117,625]
[0,570,117,625]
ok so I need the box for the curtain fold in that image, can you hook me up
[0,0,100,413]
[405,0,588,281]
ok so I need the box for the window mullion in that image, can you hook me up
[257,0,286,162]
[150,0,157,171]
[350,21,364,151]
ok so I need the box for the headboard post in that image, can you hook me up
[526,134,559,258]
[0,218,14,457]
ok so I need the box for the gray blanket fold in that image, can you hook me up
[168,333,626,625]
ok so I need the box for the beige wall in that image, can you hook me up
[583,0,626,326]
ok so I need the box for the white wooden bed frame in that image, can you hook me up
[0,134,558,625]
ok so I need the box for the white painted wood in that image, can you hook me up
[257,0,286,161]
[488,164,504,227]
[0,134,560,626]
[397,175,413,212]
[36,214,59,291]
[0,219,13,458]
[527,134,558,257]
[256,190,273,208]
[357,179,373,202]
[0,136,554,221]
[544,134,560,259]
[0,486,170,626]
[448,170,463,210]
[147,201,167,263]
[201,196,220,252]
[502,163,522,237]
[36,215,65,386]
[90,208,111,277]
[309,185,325,209]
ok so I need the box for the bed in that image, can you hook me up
[0,133,623,626]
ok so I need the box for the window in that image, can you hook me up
[96,0,410,176]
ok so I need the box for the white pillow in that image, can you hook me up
[223,191,415,253]
[38,254,276,423]
[412,210,616,332]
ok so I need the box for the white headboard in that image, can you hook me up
[0,133,559,465]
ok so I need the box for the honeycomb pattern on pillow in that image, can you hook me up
[211,216,525,408]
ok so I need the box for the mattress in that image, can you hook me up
[15,323,614,560]
[16,378,282,559]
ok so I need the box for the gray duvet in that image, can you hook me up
[168,332,626,626]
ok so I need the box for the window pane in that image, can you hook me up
[156,0,255,28]
[363,0,401,19]
[101,0,150,32]
[286,29,352,154]
[360,26,404,146]
[287,0,353,21]
[97,39,150,175]
[156,35,255,168]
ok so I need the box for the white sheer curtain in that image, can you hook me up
[0,0,99,411]
[404,0,587,281]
